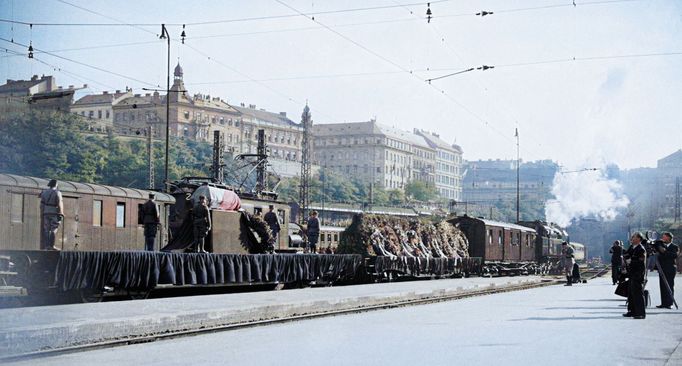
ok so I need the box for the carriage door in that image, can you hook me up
[58,197,80,250]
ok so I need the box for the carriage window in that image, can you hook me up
[488,230,493,245]
[116,202,126,228]
[334,234,339,242]
[327,233,332,242]
[320,233,325,242]
[498,230,503,245]
[11,193,23,223]
[93,200,103,227]
[277,209,285,224]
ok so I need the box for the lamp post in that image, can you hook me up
[160,24,171,192]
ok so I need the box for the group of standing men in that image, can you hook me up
[610,232,679,319]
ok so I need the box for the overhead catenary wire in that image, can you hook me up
[0,0,641,28]
[0,0,453,27]
[0,37,159,88]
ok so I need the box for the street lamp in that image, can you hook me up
[160,24,171,192]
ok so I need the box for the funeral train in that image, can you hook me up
[0,171,582,305]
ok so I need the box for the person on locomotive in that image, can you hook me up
[561,242,575,286]
[307,211,320,254]
[610,240,624,285]
[264,205,281,243]
[623,232,647,319]
[190,195,212,254]
[141,193,160,251]
[655,232,678,309]
[39,179,63,251]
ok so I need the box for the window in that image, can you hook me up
[11,193,23,223]
[498,230,503,245]
[88,110,94,118]
[184,111,190,119]
[320,233,325,243]
[116,202,126,228]
[106,110,110,119]
[334,234,339,242]
[93,200,103,227]
[327,233,332,242]
[97,110,102,119]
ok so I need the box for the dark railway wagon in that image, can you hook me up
[518,220,569,263]
[0,174,175,251]
[450,216,536,263]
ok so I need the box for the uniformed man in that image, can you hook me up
[561,242,575,286]
[39,179,63,250]
[623,232,647,319]
[264,205,281,243]
[141,193,160,251]
[191,195,211,253]
[655,232,678,309]
[306,211,320,254]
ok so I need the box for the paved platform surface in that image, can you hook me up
[4,274,679,366]
[0,275,545,358]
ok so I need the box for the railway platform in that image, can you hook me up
[0,275,547,360]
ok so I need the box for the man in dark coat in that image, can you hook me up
[141,193,160,251]
[39,179,63,250]
[264,205,281,244]
[610,240,624,285]
[655,232,678,309]
[306,211,320,254]
[192,195,212,253]
[623,232,647,319]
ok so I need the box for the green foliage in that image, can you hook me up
[0,111,221,190]
[404,181,437,202]
[0,111,106,183]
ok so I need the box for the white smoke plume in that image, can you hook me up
[545,162,629,227]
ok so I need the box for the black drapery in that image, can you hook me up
[53,251,363,291]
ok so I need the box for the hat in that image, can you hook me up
[149,193,155,199]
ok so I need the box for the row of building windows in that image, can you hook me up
[315,137,383,146]
[79,109,110,120]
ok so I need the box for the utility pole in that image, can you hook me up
[256,129,267,193]
[675,177,680,223]
[159,24,171,192]
[212,130,225,184]
[147,125,154,189]
[515,128,520,223]
[299,104,312,224]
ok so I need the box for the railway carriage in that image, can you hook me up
[450,216,536,263]
[0,174,174,251]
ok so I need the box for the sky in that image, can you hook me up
[1,0,681,170]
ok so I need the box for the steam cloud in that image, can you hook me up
[545,163,629,227]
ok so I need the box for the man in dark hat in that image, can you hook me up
[655,232,678,309]
[623,232,647,319]
[191,195,211,253]
[264,205,281,245]
[141,193,160,251]
[610,240,624,285]
[38,179,63,250]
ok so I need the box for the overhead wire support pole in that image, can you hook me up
[160,24,171,193]
[514,128,521,224]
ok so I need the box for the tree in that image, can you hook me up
[0,111,106,182]
[404,181,437,202]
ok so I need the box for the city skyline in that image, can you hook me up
[1,0,681,169]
